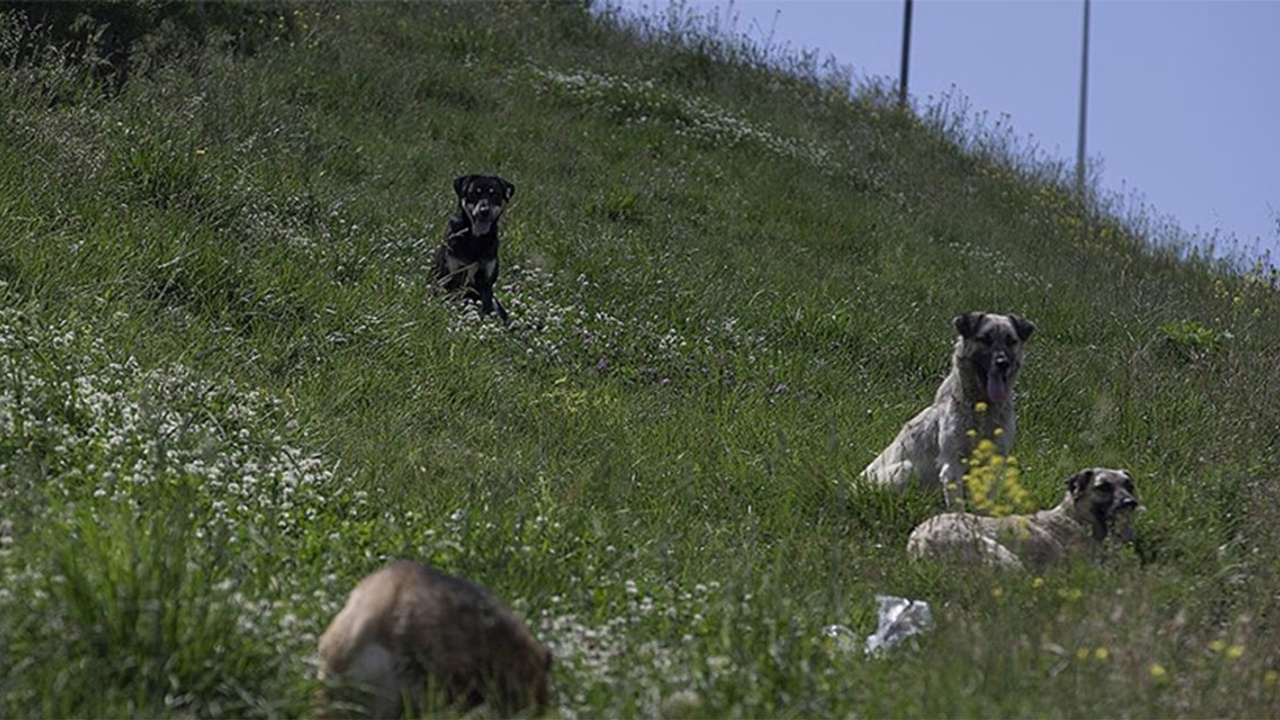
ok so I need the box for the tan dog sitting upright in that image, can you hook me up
[861,312,1035,505]
[317,561,552,718]
[907,467,1140,572]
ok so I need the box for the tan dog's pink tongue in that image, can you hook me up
[986,374,1008,404]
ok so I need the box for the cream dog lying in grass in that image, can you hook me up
[907,468,1140,572]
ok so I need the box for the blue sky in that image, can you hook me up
[615,0,1280,262]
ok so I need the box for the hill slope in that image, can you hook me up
[2,3,1279,716]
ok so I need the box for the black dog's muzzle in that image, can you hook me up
[466,200,500,235]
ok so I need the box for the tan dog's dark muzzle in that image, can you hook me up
[1110,495,1139,543]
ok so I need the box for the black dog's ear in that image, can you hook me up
[953,312,985,339]
[1065,469,1095,499]
[453,175,477,198]
[500,177,515,201]
[1012,315,1036,342]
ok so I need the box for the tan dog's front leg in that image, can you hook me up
[937,416,967,508]
[939,461,965,508]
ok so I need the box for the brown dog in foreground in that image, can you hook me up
[907,468,1140,572]
[317,561,551,718]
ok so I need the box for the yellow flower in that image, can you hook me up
[1150,663,1167,680]
[1227,645,1245,660]
[1094,647,1109,661]
[1264,669,1278,687]
[993,427,1004,437]
[194,148,206,156]
[1031,576,1044,588]
[966,429,978,438]
[1075,647,1089,661]
[990,586,1004,599]
[974,401,988,413]
[1209,639,1227,653]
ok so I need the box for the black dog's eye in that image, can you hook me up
[980,335,994,346]
[1096,481,1113,493]
[1008,336,1019,346]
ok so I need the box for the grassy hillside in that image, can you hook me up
[2,2,1279,717]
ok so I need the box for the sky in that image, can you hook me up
[615,0,1280,262]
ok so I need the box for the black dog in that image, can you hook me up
[433,174,515,322]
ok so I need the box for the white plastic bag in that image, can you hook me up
[863,594,932,655]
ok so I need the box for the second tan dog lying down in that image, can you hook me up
[317,561,551,718]
[907,468,1139,572]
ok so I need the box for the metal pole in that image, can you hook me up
[899,0,913,107]
[1076,0,1091,200]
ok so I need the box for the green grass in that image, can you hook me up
[2,2,1280,717]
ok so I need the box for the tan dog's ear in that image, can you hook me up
[1066,469,1094,499]
[953,312,985,339]
[1012,315,1036,341]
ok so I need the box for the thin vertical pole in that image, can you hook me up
[1076,0,1091,199]
[899,0,913,107]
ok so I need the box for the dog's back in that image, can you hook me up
[317,564,407,717]
[317,561,551,718]
[906,512,1060,571]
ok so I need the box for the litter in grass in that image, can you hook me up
[863,595,932,655]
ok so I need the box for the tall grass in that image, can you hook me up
[2,2,1279,717]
